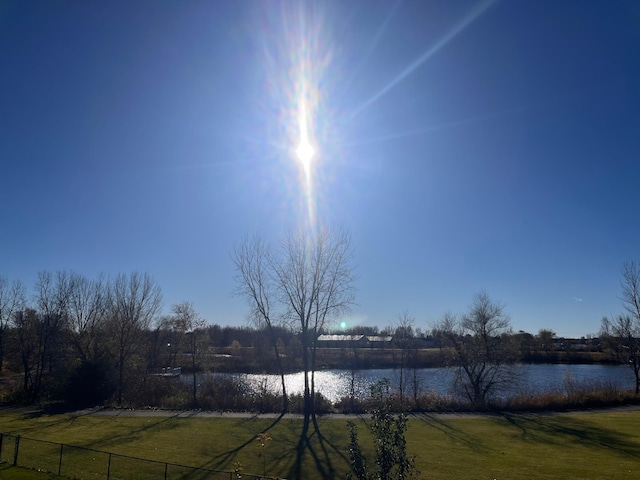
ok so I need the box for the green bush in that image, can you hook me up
[346,379,417,480]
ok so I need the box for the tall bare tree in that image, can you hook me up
[274,227,356,420]
[67,272,109,362]
[601,261,640,394]
[0,276,26,371]
[233,234,289,411]
[234,226,356,422]
[621,261,640,320]
[12,271,73,400]
[13,307,41,397]
[434,292,517,405]
[106,272,162,405]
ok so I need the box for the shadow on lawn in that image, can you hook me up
[286,415,349,479]
[498,414,640,459]
[205,413,287,474]
[5,406,97,435]
[206,413,349,479]
[414,413,489,453]
[64,410,183,452]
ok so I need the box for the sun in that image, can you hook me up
[295,101,315,174]
[296,137,315,172]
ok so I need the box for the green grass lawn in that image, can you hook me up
[0,464,60,480]
[0,409,639,479]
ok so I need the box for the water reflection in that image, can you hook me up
[191,364,635,403]
[236,368,453,403]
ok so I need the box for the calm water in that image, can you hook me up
[199,364,635,403]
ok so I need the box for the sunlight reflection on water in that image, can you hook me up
[237,368,452,403]
[197,364,635,403]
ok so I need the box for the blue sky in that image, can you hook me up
[2,0,640,337]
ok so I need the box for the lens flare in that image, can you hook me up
[294,98,317,227]
[254,2,334,233]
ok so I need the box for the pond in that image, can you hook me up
[188,364,636,403]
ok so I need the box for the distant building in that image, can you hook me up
[365,335,393,347]
[317,334,393,349]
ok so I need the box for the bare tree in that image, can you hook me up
[33,271,73,399]
[67,272,108,362]
[601,314,640,394]
[0,277,26,371]
[171,301,207,407]
[600,261,640,394]
[274,227,356,420]
[11,271,72,400]
[394,310,415,403]
[106,272,162,405]
[233,234,289,411]
[234,226,356,422]
[622,261,640,320]
[13,307,40,397]
[434,292,517,405]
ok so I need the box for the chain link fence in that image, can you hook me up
[0,433,284,479]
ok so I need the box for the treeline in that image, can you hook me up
[0,270,291,407]
[0,271,624,410]
[0,271,166,406]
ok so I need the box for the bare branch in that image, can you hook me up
[434,292,516,405]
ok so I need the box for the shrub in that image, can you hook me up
[198,375,253,411]
[346,379,417,480]
[63,360,116,409]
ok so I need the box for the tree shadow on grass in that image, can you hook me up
[4,407,101,435]
[497,414,640,459]
[41,410,186,452]
[3,409,188,461]
[414,413,489,453]
[204,413,349,479]
[285,414,350,480]
[204,412,287,473]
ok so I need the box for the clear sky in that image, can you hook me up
[2,0,640,337]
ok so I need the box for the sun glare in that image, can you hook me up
[258,2,333,232]
[295,103,315,173]
[296,137,314,171]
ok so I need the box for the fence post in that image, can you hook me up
[107,452,112,480]
[164,462,168,480]
[0,432,3,459]
[58,444,64,475]
[13,435,20,466]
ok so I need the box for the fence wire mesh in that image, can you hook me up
[0,433,282,479]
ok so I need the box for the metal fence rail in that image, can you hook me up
[0,433,283,480]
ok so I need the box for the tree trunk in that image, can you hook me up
[0,329,5,372]
[117,351,125,405]
[273,342,289,412]
[191,350,197,408]
[302,335,312,418]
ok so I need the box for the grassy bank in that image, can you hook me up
[0,408,639,479]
